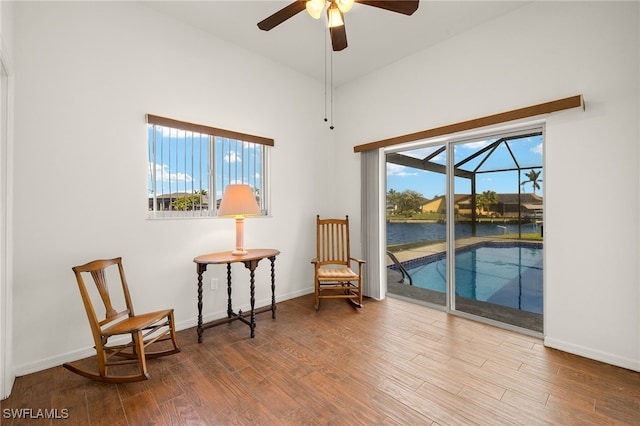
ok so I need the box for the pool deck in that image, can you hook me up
[387,236,497,265]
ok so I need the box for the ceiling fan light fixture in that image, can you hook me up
[336,0,355,13]
[327,3,344,28]
[305,0,325,19]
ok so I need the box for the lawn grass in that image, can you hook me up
[500,232,543,241]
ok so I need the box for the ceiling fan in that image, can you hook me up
[257,0,419,51]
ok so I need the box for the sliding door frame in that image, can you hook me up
[382,121,546,337]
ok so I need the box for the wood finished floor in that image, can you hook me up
[3,294,639,425]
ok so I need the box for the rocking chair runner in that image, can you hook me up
[311,215,365,310]
[63,257,180,383]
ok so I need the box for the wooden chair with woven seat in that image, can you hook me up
[63,257,180,383]
[311,215,365,310]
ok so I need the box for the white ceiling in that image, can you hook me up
[145,1,530,87]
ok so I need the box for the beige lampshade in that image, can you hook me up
[218,184,261,217]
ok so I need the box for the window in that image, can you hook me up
[147,115,273,218]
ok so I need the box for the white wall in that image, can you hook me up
[10,0,639,378]
[336,1,639,371]
[11,2,333,374]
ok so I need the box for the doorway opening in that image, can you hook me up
[385,126,544,333]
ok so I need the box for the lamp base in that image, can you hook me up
[231,217,248,256]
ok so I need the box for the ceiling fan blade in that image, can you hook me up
[356,0,419,16]
[257,1,307,31]
[330,25,348,51]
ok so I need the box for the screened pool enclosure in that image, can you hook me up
[386,127,544,333]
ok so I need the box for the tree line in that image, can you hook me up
[388,168,541,218]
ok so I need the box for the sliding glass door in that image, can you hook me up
[386,127,544,333]
[386,143,447,307]
[451,131,544,332]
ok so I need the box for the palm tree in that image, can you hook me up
[521,169,543,194]
[387,189,400,215]
[475,193,486,215]
[397,189,425,216]
[480,190,498,213]
[475,190,498,215]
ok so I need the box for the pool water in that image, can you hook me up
[399,242,543,314]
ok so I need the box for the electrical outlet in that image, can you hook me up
[210,278,218,291]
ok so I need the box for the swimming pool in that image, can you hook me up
[391,241,543,314]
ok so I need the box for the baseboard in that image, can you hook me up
[544,336,640,372]
[1,374,15,400]
[12,289,312,377]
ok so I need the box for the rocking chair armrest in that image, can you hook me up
[311,258,319,265]
[349,258,365,275]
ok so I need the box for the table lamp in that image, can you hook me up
[218,184,261,255]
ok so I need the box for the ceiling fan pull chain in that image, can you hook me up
[324,25,328,125]
[330,46,334,130]
[323,25,334,130]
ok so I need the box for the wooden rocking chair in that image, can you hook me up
[63,257,180,383]
[311,215,365,310]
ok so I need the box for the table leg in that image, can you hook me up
[196,263,207,343]
[226,263,233,318]
[242,259,260,338]
[269,255,277,319]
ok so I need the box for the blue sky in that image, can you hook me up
[386,135,544,199]
[148,125,262,199]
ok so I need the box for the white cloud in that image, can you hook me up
[154,126,186,138]
[152,125,210,139]
[459,140,492,150]
[150,162,193,183]
[387,163,418,177]
[531,143,543,155]
[225,151,241,163]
